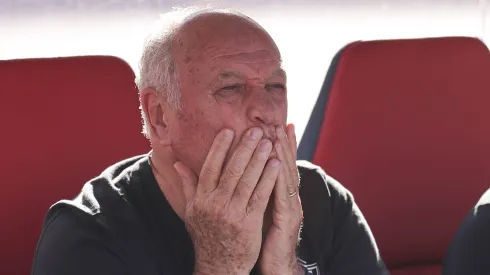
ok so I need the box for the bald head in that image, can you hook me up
[174,10,279,59]
[137,8,281,138]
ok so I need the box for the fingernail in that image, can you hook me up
[249,127,263,139]
[222,129,234,139]
[270,159,281,167]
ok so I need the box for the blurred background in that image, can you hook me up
[1,0,488,139]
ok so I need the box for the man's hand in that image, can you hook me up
[260,124,304,275]
[174,128,281,275]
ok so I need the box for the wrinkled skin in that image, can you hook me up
[140,10,303,275]
[169,12,287,174]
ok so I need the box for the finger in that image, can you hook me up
[247,158,281,215]
[198,128,234,194]
[174,161,198,203]
[230,139,272,208]
[286,123,297,160]
[272,160,292,212]
[276,142,302,212]
[217,127,263,195]
[276,126,299,195]
[276,125,295,167]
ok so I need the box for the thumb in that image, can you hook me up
[174,161,198,202]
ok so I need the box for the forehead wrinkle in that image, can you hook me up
[207,57,283,71]
[210,49,281,62]
[208,63,285,81]
[209,60,282,67]
[218,71,243,79]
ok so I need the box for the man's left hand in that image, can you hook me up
[259,124,304,275]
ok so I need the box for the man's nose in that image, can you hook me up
[246,90,277,126]
[246,91,278,142]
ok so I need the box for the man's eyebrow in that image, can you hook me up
[218,71,243,79]
[269,68,287,80]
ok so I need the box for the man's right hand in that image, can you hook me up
[174,128,281,275]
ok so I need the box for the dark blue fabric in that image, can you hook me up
[32,155,389,275]
[442,189,490,275]
[297,46,346,161]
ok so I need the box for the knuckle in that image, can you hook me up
[278,195,290,205]
[212,143,228,155]
[210,138,229,155]
[289,166,298,175]
[249,190,264,205]
[237,176,255,191]
[255,150,270,163]
[261,168,277,182]
[226,163,243,178]
[274,211,288,223]
[247,157,264,172]
[201,165,220,177]
[242,139,258,152]
[290,168,300,181]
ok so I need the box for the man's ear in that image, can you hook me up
[140,88,172,146]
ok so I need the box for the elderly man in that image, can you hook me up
[32,8,388,275]
[443,188,490,275]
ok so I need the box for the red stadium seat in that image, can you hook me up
[0,56,150,275]
[298,37,490,274]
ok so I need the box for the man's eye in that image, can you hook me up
[221,84,243,91]
[265,83,286,92]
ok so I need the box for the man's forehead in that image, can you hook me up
[216,67,287,80]
[182,46,283,77]
[210,47,280,61]
[219,68,285,76]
